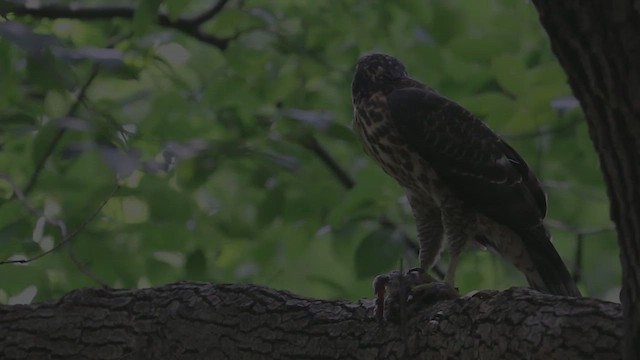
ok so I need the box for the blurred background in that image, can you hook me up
[0,0,619,304]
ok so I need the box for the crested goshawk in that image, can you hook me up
[351,53,580,297]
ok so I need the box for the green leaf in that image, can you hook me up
[458,92,516,124]
[0,111,36,126]
[491,54,527,96]
[209,9,264,37]
[0,265,46,294]
[327,164,401,228]
[526,63,567,87]
[44,90,69,118]
[427,1,462,44]
[185,248,207,280]
[256,186,285,227]
[325,123,356,143]
[330,223,365,264]
[307,275,349,297]
[165,0,192,20]
[121,196,150,224]
[134,0,163,34]
[447,36,508,64]
[354,227,403,279]
[0,201,26,229]
[0,204,30,261]
[138,175,193,223]
[26,52,67,91]
[31,121,61,167]
[146,257,180,284]
[176,155,218,190]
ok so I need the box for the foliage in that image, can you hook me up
[0,0,618,304]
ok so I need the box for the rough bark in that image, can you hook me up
[0,281,622,360]
[531,2,640,360]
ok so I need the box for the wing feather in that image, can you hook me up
[388,87,546,230]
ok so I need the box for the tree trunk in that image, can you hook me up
[0,282,622,359]
[531,2,640,360]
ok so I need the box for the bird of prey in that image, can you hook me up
[351,53,581,297]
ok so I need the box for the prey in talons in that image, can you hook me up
[372,268,458,323]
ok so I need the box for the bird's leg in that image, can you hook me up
[444,254,458,286]
[407,194,444,279]
[417,216,444,276]
[372,196,459,323]
[440,200,475,290]
[407,194,456,295]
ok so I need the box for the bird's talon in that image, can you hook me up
[373,269,456,323]
[410,281,459,304]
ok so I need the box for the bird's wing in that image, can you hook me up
[388,87,547,230]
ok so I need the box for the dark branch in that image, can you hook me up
[300,136,355,189]
[189,0,231,26]
[3,3,134,19]
[2,1,231,49]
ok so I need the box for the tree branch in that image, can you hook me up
[545,218,615,236]
[300,135,355,189]
[2,1,231,49]
[0,282,621,359]
[0,173,110,285]
[531,3,640,358]
[189,0,231,26]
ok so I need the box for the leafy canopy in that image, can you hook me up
[0,0,616,304]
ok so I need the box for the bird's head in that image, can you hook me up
[352,53,408,93]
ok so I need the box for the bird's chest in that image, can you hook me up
[353,95,440,198]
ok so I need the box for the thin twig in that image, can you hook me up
[545,218,615,236]
[504,117,582,140]
[573,234,584,284]
[0,176,120,270]
[543,180,609,202]
[3,1,231,49]
[23,64,101,195]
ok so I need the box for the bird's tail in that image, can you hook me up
[519,225,581,297]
